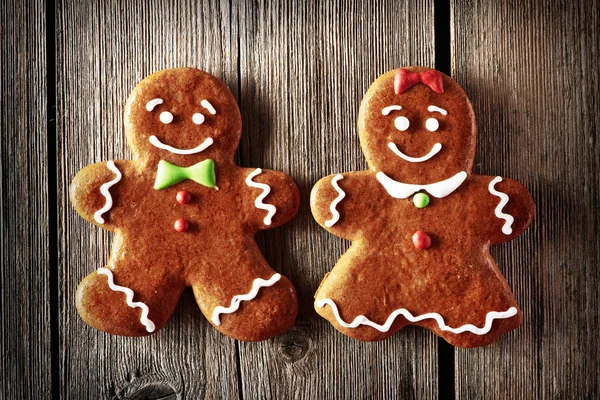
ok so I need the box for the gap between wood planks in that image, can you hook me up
[44,0,456,398]
[434,0,456,399]
[45,0,59,399]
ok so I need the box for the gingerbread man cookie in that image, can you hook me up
[70,68,299,341]
[311,67,534,347]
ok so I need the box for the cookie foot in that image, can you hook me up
[195,274,298,341]
[76,268,184,336]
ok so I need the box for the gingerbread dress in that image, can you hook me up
[311,67,534,347]
[70,68,299,341]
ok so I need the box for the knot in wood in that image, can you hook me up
[274,327,311,364]
[112,372,183,400]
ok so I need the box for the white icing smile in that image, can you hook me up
[149,136,214,155]
[388,142,442,163]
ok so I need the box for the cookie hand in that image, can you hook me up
[310,173,365,240]
[70,160,128,230]
[242,168,300,230]
[485,176,534,245]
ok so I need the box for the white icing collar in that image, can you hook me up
[376,171,468,199]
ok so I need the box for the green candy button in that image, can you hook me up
[413,193,430,208]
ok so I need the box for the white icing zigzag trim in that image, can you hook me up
[325,174,345,227]
[94,161,122,224]
[211,273,281,326]
[488,176,514,235]
[245,168,277,226]
[97,268,156,333]
[317,298,518,335]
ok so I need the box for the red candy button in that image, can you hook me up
[174,219,189,232]
[176,190,191,204]
[412,230,432,250]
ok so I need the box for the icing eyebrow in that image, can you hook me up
[201,100,216,115]
[146,98,164,111]
[382,105,402,116]
[428,105,448,115]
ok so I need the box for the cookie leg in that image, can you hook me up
[314,246,409,342]
[76,264,185,336]
[427,309,522,348]
[190,244,298,341]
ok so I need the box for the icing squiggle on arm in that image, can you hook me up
[94,161,122,224]
[211,274,281,326]
[97,268,155,332]
[325,174,345,227]
[488,176,514,235]
[245,168,277,225]
[317,298,517,335]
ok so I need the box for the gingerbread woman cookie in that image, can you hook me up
[311,67,534,347]
[70,68,299,341]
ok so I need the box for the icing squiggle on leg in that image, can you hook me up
[245,168,277,225]
[212,273,281,326]
[325,174,345,227]
[317,298,517,335]
[488,176,514,235]
[97,267,155,333]
[94,161,122,224]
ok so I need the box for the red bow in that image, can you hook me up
[394,69,444,95]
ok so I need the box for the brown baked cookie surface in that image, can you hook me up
[311,67,534,348]
[70,68,299,341]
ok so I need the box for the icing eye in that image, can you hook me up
[160,111,174,124]
[192,113,205,125]
[425,118,439,132]
[394,116,410,131]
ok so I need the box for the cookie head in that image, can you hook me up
[124,68,242,164]
[358,67,476,182]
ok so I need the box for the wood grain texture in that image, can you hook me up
[3,0,599,398]
[0,0,51,398]
[55,1,239,398]
[451,0,600,398]
[236,1,437,398]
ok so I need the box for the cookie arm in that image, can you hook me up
[242,168,300,230]
[485,176,535,245]
[310,172,370,241]
[69,160,130,230]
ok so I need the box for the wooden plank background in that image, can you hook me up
[1,0,598,398]
[1,0,52,399]
[452,1,600,399]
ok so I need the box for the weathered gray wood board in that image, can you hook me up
[0,0,51,398]
[451,1,600,399]
[236,1,437,399]
[55,1,239,398]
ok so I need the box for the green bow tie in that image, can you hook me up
[154,159,216,190]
